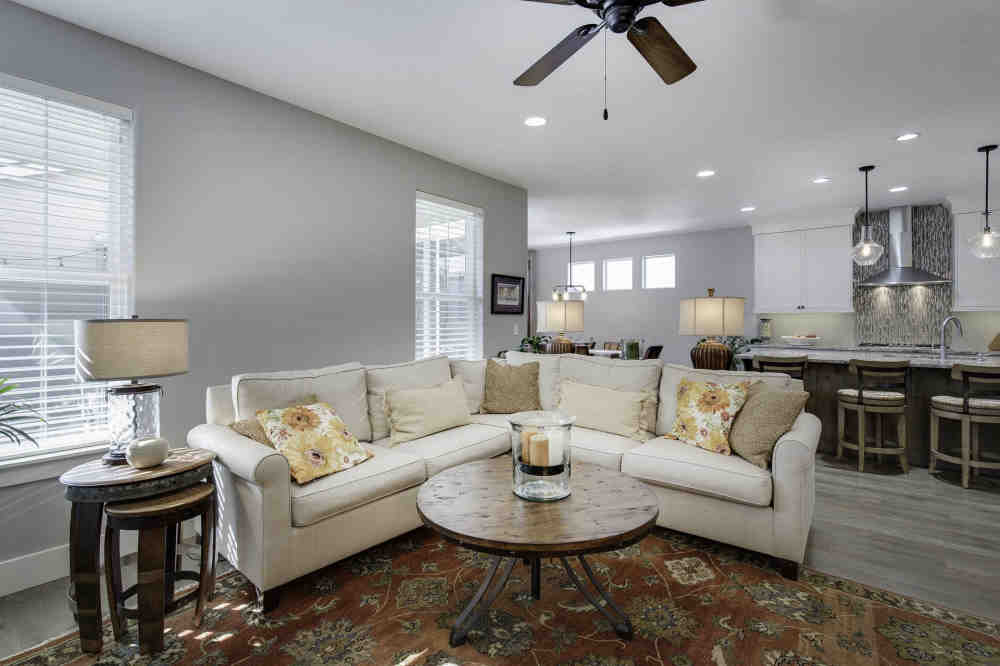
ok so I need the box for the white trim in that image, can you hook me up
[0,443,109,488]
[0,71,133,121]
[751,207,856,235]
[0,531,139,597]
[416,190,484,217]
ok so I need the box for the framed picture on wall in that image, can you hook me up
[491,274,525,315]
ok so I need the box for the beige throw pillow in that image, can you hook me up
[385,378,472,446]
[558,379,645,440]
[482,359,542,414]
[730,383,810,469]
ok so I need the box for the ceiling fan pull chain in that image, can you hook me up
[603,28,609,120]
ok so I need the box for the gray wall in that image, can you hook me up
[0,1,526,569]
[532,227,754,364]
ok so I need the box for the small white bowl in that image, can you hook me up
[126,437,169,469]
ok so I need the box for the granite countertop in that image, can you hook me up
[735,344,1000,369]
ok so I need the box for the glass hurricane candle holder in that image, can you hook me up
[508,411,574,502]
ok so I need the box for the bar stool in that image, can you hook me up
[753,355,808,380]
[930,364,1000,488]
[104,483,216,654]
[836,359,910,473]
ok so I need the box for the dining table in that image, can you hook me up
[589,349,622,358]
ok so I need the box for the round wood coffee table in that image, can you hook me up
[417,457,659,647]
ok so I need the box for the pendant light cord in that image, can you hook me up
[986,147,992,232]
[603,30,608,121]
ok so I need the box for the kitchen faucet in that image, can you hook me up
[940,315,964,361]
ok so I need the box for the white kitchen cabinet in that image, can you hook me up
[953,211,1000,310]
[754,226,853,313]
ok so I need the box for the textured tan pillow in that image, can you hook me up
[385,378,472,446]
[559,379,645,440]
[229,393,318,446]
[730,383,810,469]
[482,359,541,414]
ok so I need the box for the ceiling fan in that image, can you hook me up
[514,0,703,87]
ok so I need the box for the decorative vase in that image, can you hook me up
[508,411,573,501]
[126,437,169,469]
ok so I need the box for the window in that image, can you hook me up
[567,261,595,292]
[0,74,134,460]
[603,258,633,291]
[415,192,484,361]
[643,254,676,289]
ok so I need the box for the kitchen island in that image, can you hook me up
[736,345,1000,468]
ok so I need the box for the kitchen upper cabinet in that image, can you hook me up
[953,211,1000,310]
[754,226,853,313]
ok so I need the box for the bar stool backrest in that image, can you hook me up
[951,364,1000,412]
[848,359,910,400]
[753,355,808,379]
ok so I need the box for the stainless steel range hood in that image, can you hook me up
[859,206,950,286]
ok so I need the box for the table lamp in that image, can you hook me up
[545,300,584,353]
[74,317,189,464]
[679,289,745,370]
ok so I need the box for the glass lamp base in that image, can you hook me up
[106,384,162,465]
[102,448,129,465]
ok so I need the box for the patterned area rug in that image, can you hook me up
[4,526,999,666]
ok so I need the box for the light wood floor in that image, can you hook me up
[1,459,998,659]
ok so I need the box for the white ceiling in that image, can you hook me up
[15,0,1000,247]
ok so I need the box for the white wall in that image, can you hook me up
[0,0,527,583]
[532,227,755,364]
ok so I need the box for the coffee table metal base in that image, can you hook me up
[449,554,633,647]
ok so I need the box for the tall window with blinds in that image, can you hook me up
[0,75,134,460]
[415,193,484,361]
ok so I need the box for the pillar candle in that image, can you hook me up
[519,429,536,463]
[546,428,566,465]
[529,433,549,467]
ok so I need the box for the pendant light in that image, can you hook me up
[968,144,1000,259]
[551,232,588,301]
[851,164,884,266]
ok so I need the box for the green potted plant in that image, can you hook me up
[0,378,43,448]
[520,335,551,354]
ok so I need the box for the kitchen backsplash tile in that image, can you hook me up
[852,204,953,345]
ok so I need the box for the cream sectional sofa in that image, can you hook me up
[188,352,819,609]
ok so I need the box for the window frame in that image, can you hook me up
[0,73,135,464]
[642,253,677,290]
[567,260,596,293]
[602,257,634,292]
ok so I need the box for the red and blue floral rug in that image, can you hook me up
[4,526,998,665]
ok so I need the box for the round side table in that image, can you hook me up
[59,447,214,654]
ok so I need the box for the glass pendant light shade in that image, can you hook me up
[551,232,588,301]
[969,144,998,259]
[852,164,884,266]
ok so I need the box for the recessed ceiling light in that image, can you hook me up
[696,169,716,178]
[889,185,909,193]
[740,206,756,213]
[896,132,920,142]
[812,176,831,184]
[524,116,547,127]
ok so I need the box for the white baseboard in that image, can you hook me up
[0,532,138,598]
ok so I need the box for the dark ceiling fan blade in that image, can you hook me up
[514,24,603,86]
[662,0,705,6]
[627,16,697,85]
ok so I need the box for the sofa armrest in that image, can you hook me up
[770,411,821,563]
[187,423,289,487]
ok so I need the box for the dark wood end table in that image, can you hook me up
[59,447,215,654]
[416,457,659,647]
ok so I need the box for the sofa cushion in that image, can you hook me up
[505,351,562,410]
[290,444,425,527]
[622,438,773,507]
[482,359,541,414]
[656,364,798,436]
[393,423,510,477]
[559,355,662,436]
[570,426,645,471]
[232,363,371,442]
[469,413,513,431]
[366,356,452,441]
[450,359,486,414]
[559,379,645,440]
[385,379,471,445]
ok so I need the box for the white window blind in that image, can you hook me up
[0,75,134,460]
[415,192,483,361]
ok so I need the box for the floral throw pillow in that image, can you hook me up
[666,378,751,454]
[256,402,372,484]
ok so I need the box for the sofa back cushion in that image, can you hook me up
[385,378,472,446]
[482,359,542,414]
[656,363,799,436]
[504,351,562,410]
[559,379,645,440]
[365,356,452,441]
[559,355,662,436]
[232,362,371,442]
[450,359,486,414]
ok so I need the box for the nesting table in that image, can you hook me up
[417,457,659,647]
[59,448,215,653]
